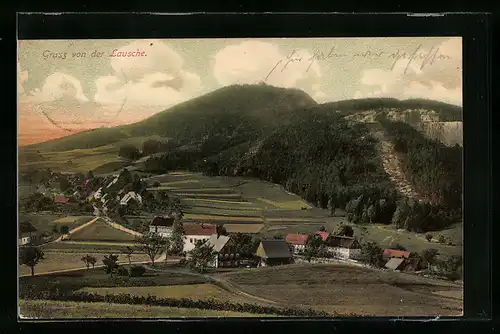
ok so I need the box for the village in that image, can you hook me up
[19,167,454,277]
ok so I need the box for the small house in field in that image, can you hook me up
[120,191,143,206]
[383,249,410,259]
[204,234,239,268]
[256,240,293,267]
[149,216,175,237]
[384,257,406,271]
[54,195,70,204]
[285,231,330,254]
[285,233,308,254]
[18,221,39,246]
[325,235,361,260]
[183,223,216,253]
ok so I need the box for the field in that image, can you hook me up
[79,283,253,305]
[217,263,463,316]
[18,251,150,276]
[19,214,94,236]
[67,219,138,242]
[19,300,271,318]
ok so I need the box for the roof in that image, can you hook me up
[315,231,330,241]
[385,257,405,270]
[150,216,175,227]
[257,240,292,259]
[205,234,231,253]
[285,233,309,245]
[19,221,37,233]
[184,223,217,236]
[383,249,410,258]
[326,235,360,249]
[55,195,70,203]
[120,192,142,204]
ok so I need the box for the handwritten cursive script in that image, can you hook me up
[264,44,453,83]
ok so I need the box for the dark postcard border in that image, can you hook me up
[7,12,493,332]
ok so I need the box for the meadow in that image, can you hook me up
[217,263,463,316]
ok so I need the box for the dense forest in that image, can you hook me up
[24,85,463,233]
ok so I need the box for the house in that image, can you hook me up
[325,235,361,260]
[93,187,103,200]
[106,177,119,189]
[183,223,217,253]
[285,231,330,254]
[54,195,70,204]
[19,222,39,246]
[384,257,406,271]
[383,249,410,259]
[204,234,239,268]
[256,240,293,267]
[120,191,143,206]
[149,216,175,237]
[285,233,308,254]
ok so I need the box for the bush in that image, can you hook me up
[438,235,446,244]
[117,267,129,277]
[20,290,332,317]
[425,234,433,242]
[129,265,146,277]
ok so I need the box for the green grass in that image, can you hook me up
[19,214,94,237]
[42,241,136,253]
[256,198,312,210]
[79,284,253,305]
[19,300,272,318]
[19,251,150,276]
[67,219,138,242]
[19,266,209,292]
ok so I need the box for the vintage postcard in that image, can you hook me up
[18,37,463,319]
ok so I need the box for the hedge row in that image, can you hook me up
[22,290,333,317]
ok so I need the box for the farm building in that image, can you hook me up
[93,187,103,200]
[383,249,410,259]
[120,192,143,206]
[203,234,240,268]
[256,240,293,267]
[183,223,216,253]
[285,233,308,254]
[18,221,39,246]
[325,235,361,260]
[54,195,70,204]
[285,231,330,254]
[149,216,175,237]
[385,257,405,271]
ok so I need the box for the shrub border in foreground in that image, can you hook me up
[21,290,338,317]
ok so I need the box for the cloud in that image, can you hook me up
[353,38,462,105]
[213,41,323,96]
[94,39,202,107]
[27,72,89,103]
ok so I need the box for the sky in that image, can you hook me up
[17,37,462,146]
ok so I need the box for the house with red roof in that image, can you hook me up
[325,235,362,260]
[285,233,309,253]
[383,249,410,259]
[54,195,70,204]
[285,231,330,254]
[183,223,217,253]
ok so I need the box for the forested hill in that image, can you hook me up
[23,84,463,232]
[26,84,316,152]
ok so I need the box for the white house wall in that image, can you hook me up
[184,235,210,253]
